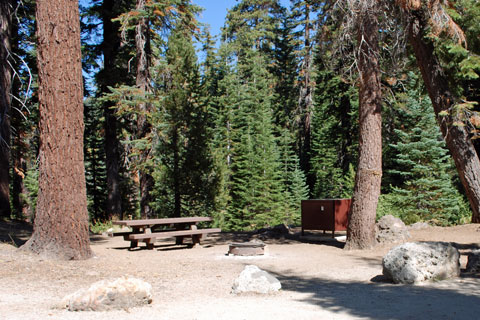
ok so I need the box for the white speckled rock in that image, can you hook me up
[62,277,153,311]
[376,215,410,244]
[382,242,460,284]
[232,265,281,294]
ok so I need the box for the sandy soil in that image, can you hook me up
[1,221,480,320]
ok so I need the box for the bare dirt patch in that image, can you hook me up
[1,221,479,320]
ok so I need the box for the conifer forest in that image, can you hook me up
[1,0,480,244]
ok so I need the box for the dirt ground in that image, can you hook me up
[1,221,480,320]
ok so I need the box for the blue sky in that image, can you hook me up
[79,0,291,40]
[195,0,238,38]
[195,0,291,39]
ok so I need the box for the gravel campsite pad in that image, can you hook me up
[1,221,480,320]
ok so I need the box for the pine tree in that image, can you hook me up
[270,9,298,131]
[387,92,470,225]
[153,27,217,218]
[83,98,107,221]
[225,51,287,230]
[278,129,309,225]
[10,0,38,220]
[397,0,480,223]
[310,69,358,198]
[290,0,322,191]
[22,0,91,259]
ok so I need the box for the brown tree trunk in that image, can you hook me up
[298,4,314,191]
[21,0,92,259]
[135,0,154,219]
[101,0,122,220]
[406,9,480,223]
[345,4,382,250]
[0,0,13,218]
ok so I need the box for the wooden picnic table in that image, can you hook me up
[112,217,221,250]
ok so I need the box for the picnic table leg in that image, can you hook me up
[144,227,154,250]
[192,234,202,246]
[190,225,201,246]
[175,236,184,245]
[130,240,138,249]
[127,227,141,249]
[175,222,190,245]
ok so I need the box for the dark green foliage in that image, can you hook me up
[224,52,287,230]
[8,0,479,232]
[310,70,358,198]
[381,88,470,225]
[278,129,309,225]
[9,0,39,220]
[83,98,107,221]
[212,0,309,230]
[152,27,217,218]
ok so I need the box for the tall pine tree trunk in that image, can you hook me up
[101,0,122,220]
[22,0,91,259]
[135,0,154,219]
[0,0,13,218]
[405,6,480,223]
[298,4,314,191]
[345,2,382,250]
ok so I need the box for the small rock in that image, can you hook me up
[382,242,460,284]
[62,277,153,311]
[232,265,281,294]
[466,250,480,273]
[376,215,410,244]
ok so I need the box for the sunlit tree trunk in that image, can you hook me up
[345,1,382,250]
[22,0,92,259]
[135,0,154,219]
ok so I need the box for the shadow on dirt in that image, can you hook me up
[0,219,32,247]
[267,268,480,320]
[0,219,113,247]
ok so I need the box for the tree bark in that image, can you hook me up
[298,3,314,192]
[135,0,154,219]
[345,4,382,250]
[0,0,13,218]
[101,0,122,220]
[21,0,92,259]
[406,9,480,223]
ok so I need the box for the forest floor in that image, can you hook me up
[1,220,480,320]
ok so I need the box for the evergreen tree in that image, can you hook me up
[290,0,322,191]
[22,0,91,259]
[310,69,358,198]
[278,129,309,225]
[225,51,287,230]
[83,98,107,221]
[10,0,38,220]
[270,12,298,133]
[213,0,305,230]
[153,27,217,218]
[386,93,470,225]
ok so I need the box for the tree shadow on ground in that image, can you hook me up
[0,219,32,247]
[266,269,480,320]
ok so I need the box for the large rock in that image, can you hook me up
[466,250,480,273]
[382,242,460,284]
[62,277,153,311]
[376,215,410,244]
[232,265,281,294]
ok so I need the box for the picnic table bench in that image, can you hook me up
[112,217,221,250]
